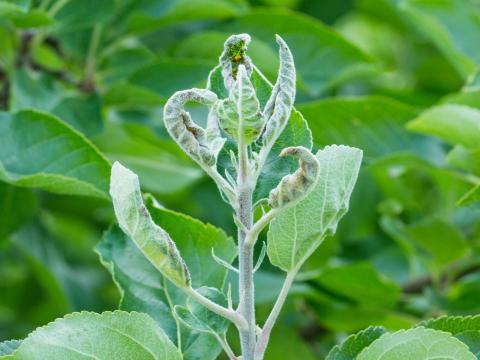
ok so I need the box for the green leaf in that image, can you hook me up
[128,0,248,33]
[0,110,110,199]
[268,145,362,272]
[317,263,400,308]
[422,315,480,358]
[407,104,480,149]
[174,287,229,335]
[0,340,20,357]
[10,69,104,137]
[2,311,181,360]
[357,327,476,360]
[220,8,376,96]
[0,1,51,28]
[97,201,235,359]
[264,325,316,360]
[11,222,103,312]
[326,326,386,360]
[399,0,480,79]
[110,162,191,287]
[94,122,203,195]
[103,81,165,109]
[53,0,115,30]
[406,219,469,268]
[298,96,443,162]
[0,182,37,240]
[130,59,214,98]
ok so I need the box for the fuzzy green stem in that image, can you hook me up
[254,271,296,359]
[185,287,248,330]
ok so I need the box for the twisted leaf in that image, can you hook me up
[268,146,319,209]
[163,88,224,167]
[110,162,191,287]
[262,35,296,146]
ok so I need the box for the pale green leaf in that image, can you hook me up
[0,110,110,199]
[0,340,20,357]
[357,327,476,360]
[326,326,386,360]
[407,104,480,148]
[268,145,362,272]
[2,311,181,360]
[110,162,190,287]
[421,315,480,358]
[216,65,263,143]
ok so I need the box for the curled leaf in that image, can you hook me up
[215,65,264,144]
[262,35,296,145]
[163,88,224,167]
[110,162,191,287]
[219,33,252,90]
[268,146,319,209]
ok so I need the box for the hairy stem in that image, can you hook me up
[184,287,248,330]
[236,115,256,358]
[254,271,296,359]
[245,208,278,247]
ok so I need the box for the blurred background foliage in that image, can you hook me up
[1,0,480,358]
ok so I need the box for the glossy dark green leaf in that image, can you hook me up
[10,69,103,136]
[317,263,400,308]
[298,96,443,163]
[130,59,213,98]
[128,0,249,33]
[0,110,110,199]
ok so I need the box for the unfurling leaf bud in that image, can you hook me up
[215,65,264,144]
[268,146,320,209]
[110,162,191,287]
[219,33,252,90]
[163,89,224,167]
[262,35,296,145]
